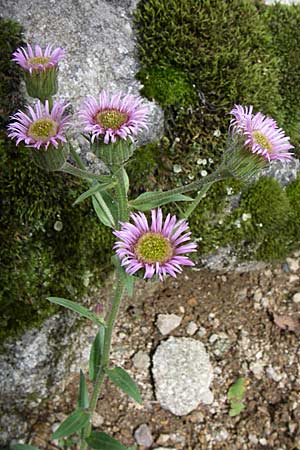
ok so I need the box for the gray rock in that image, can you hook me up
[0,309,97,445]
[134,423,153,448]
[132,350,151,370]
[286,257,299,273]
[293,293,300,304]
[152,337,213,416]
[0,0,164,162]
[156,314,182,335]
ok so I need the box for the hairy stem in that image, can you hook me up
[112,165,129,224]
[80,274,125,450]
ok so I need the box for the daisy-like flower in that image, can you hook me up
[113,209,197,281]
[8,100,71,149]
[230,105,294,162]
[79,90,148,144]
[12,44,65,73]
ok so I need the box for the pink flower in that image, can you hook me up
[113,209,197,281]
[12,44,65,73]
[8,100,72,149]
[79,90,148,144]
[230,105,294,162]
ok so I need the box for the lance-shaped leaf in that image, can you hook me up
[129,191,193,211]
[13,445,40,450]
[47,297,105,327]
[106,366,142,404]
[89,328,105,381]
[74,179,116,206]
[52,409,90,440]
[86,431,128,450]
[78,370,89,409]
[92,194,115,228]
[112,255,135,297]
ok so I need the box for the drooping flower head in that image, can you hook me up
[79,90,148,144]
[113,209,197,281]
[12,44,65,73]
[8,100,72,150]
[230,105,294,162]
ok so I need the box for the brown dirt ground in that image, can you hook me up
[28,255,300,450]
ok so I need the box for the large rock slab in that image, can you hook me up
[0,0,164,146]
[152,337,214,416]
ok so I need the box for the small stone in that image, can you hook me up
[290,274,299,283]
[134,424,153,448]
[156,434,170,445]
[250,361,265,379]
[92,412,104,427]
[156,314,182,335]
[132,350,151,370]
[266,366,282,382]
[186,321,198,336]
[209,334,219,344]
[187,297,198,306]
[253,289,263,302]
[259,438,268,446]
[248,434,258,445]
[286,257,299,273]
[288,423,297,434]
[197,327,207,337]
[293,293,300,304]
[155,448,176,450]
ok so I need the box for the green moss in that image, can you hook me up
[264,3,300,148]
[135,0,283,172]
[224,177,292,261]
[286,177,300,242]
[0,19,24,128]
[134,0,300,264]
[0,19,114,346]
[137,65,197,107]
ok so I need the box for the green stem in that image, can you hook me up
[69,143,87,171]
[80,274,125,450]
[112,165,129,224]
[181,182,213,219]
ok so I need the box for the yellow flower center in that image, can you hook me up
[28,56,51,65]
[96,109,128,130]
[28,118,58,142]
[252,130,272,153]
[135,232,173,264]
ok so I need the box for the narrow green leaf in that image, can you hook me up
[47,297,105,327]
[78,369,89,409]
[122,167,130,194]
[86,431,127,450]
[74,180,115,206]
[52,409,90,440]
[92,195,114,228]
[13,445,40,450]
[129,191,193,211]
[89,328,105,381]
[106,367,142,404]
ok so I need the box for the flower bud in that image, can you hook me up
[24,67,58,102]
[30,143,69,172]
[91,138,134,166]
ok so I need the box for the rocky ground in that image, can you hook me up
[18,251,300,450]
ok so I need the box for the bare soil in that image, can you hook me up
[28,255,300,450]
